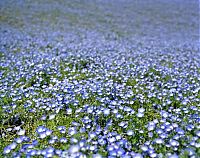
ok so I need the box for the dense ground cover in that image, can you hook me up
[0,0,199,157]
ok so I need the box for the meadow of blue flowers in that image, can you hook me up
[0,0,199,157]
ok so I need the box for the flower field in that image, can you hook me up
[0,0,199,157]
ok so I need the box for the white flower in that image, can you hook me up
[49,114,56,120]
[138,108,145,113]
[137,112,144,118]
[17,129,25,136]
[127,130,134,136]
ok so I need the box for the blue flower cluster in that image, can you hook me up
[0,0,199,157]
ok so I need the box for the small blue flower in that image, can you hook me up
[4,146,11,154]
[127,130,134,136]
[60,137,68,143]
[69,145,80,154]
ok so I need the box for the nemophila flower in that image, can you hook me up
[92,153,102,158]
[119,121,128,128]
[78,139,86,147]
[196,131,200,137]
[160,133,168,139]
[103,108,110,116]
[109,131,117,137]
[117,148,125,156]
[36,126,46,133]
[86,124,91,129]
[166,125,173,132]
[189,140,196,147]
[173,134,181,140]
[124,106,132,113]
[39,131,47,139]
[138,108,145,113]
[98,138,106,145]
[49,137,57,144]
[14,126,21,131]
[12,152,21,158]
[89,132,97,139]
[148,132,153,138]
[87,106,94,113]
[44,147,55,155]
[112,109,118,114]
[70,137,78,144]
[134,153,143,158]
[6,128,12,132]
[195,142,200,148]
[147,124,155,131]
[68,127,77,135]
[106,119,113,127]
[9,142,17,150]
[107,145,114,152]
[95,125,102,133]
[150,153,157,158]
[89,145,97,151]
[79,127,86,133]
[4,146,11,154]
[128,109,135,115]
[156,129,163,134]
[176,128,185,135]
[69,145,80,154]
[49,114,56,120]
[137,112,144,118]
[186,124,194,131]
[141,145,148,152]
[55,149,62,156]
[32,139,38,146]
[154,138,164,144]
[127,130,134,136]
[161,111,169,118]
[169,139,179,147]
[15,136,24,143]
[109,149,117,156]
[45,129,52,136]
[168,154,179,158]
[66,108,72,114]
[108,137,116,143]
[17,129,25,135]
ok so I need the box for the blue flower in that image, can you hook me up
[69,145,80,154]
